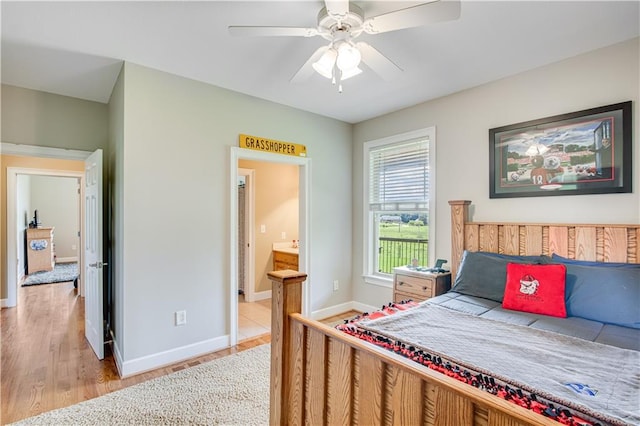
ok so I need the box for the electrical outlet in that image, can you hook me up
[260,224,266,233]
[71,244,77,250]
[175,310,187,326]
[333,280,339,291]
[281,231,286,239]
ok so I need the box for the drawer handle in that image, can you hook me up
[422,286,429,291]
[398,281,405,286]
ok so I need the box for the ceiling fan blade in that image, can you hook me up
[324,0,350,20]
[363,0,461,34]
[356,42,403,81]
[290,46,328,83]
[228,26,319,37]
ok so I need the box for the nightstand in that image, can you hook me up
[393,266,451,303]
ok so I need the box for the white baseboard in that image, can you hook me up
[351,301,381,315]
[252,290,272,302]
[311,301,379,321]
[118,335,230,378]
[56,257,78,264]
[111,333,124,377]
[1,299,8,308]
[110,299,377,377]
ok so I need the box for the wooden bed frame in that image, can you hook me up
[267,200,640,426]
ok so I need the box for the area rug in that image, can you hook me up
[11,344,270,425]
[22,262,78,286]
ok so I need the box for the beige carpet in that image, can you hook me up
[11,345,270,426]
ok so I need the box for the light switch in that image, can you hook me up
[260,224,266,233]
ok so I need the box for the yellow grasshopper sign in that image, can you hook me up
[239,134,307,157]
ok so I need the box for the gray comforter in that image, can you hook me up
[358,302,640,426]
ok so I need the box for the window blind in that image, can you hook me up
[369,138,429,211]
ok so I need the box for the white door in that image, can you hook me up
[84,149,104,360]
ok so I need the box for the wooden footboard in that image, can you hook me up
[268,270,556,426]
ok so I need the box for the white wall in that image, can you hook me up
[115,63,352,370]
[30,175,80,261]
[352,37,640,308]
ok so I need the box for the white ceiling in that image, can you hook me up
[2,1,638,124]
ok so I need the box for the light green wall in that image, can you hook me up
[352,37,640,308]
[107,66,125,355]
[118,63,352,364]
[1,84,108,151]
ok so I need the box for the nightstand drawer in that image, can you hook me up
[394,291,421,304]
[395,274,434,298]
[392,267,451,303]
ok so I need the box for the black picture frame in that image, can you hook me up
[489,101,632,198]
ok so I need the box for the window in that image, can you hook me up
[363,128,435,286]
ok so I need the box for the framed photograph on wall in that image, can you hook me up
[489,101,632,198]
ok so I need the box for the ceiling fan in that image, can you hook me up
[229,0,461,92]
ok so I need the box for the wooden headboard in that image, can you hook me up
[449,200,640,278]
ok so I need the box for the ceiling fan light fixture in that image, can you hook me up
[335,42,361,71]
[312,48,337,79]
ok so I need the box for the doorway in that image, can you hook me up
[6,167,85,307]
[229,147,310,346]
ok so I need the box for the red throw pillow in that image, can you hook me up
[502,263,567,318]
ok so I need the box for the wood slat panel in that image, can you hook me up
[488,409,531,426]
[603,227,628,262]
[466,224,480,252]
[548,226,569,258]
[433,386,474,426]
[596,228,605,261]
[288,321,306,426]
[353,352,361,425]
[480,224,499,252]
[474,406,490,426]
[423,382,437,425]
[305,329,326,425]
[575,227,596,260]
[502,225,519,255]
[386,367,423,426]
[524,225,543,255]
[356,351,385,425]
[633,228,640,263]
[326,339,352,425]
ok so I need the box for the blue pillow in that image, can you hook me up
[564,263,640,329]
[551,253,640,269]
[452,251,544,302]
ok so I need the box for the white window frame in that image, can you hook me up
[362,127,436,287]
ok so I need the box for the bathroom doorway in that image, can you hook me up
[229,147,310,346]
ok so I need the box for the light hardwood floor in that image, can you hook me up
[0,281,358,424]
